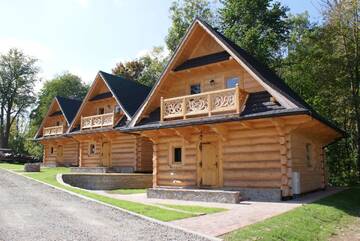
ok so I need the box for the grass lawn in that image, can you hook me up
[107,188,146,195]
[0,163,226,222]
[224,187,360,241]
[159,203,227,215]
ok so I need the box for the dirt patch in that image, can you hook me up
[329,218,360,241]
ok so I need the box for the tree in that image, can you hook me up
[112,60,145,82]
[112,46,167,87]
[219,0,290,67]
[31,72,89,127]
[166,0,216,52]
[0,48,39,148]
[322,0,360,181]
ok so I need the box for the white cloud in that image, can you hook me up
[0,37,53,62]
[77,0,89,8]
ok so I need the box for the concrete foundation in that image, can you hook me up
[61,173,152,190]
[70,166,135,173]
[147,188,242,203]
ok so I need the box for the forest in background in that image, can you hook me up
[0,0,358,186]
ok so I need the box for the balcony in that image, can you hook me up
[43,126,64,136]
[160,85,248,121]
[81,113,114,130]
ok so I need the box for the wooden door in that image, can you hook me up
[56,145,63,163]
[201,142,219,186]
[101,142,111,167]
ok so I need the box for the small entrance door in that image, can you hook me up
[201,142,219,186]
[56,145,63,163]
[101,142,111,167]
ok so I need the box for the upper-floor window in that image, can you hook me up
[226,77,240,88]
[97,107,105,115]
[115,105,121,113]
[56,121,63,126]
[190,84,201,95]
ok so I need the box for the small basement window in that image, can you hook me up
[89,143,96,155]
[190,84,201,95]
[226,77,240,88]
[306,143,312,167]
[173,147,182,164]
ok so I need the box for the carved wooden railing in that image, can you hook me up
[160,84,247,121]
[81,113,114,130]
[43,126,64,136]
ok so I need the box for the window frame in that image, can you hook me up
[89,142,96,156]
[169,143,185,166]
[190,83,201,95]
[305,143,313,168]
[225,76,240,89]
[49,146,55,156]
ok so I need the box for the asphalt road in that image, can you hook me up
[0,169,211,241]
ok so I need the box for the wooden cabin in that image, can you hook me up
[67,71,153,172]
[35,96,82,166]
[125,19,343,201]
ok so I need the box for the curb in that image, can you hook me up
[1,168,221,241]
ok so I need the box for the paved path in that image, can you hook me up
[0,169,212,241]
[96,188,342,237]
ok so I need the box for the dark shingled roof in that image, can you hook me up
[56,96,82,124]
[174,51,230,71]
[99,71,151,117]
[90,92,113,101]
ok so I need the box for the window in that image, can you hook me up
[89,143,96,155]
[190,84,201,95]
[306,143,312,167]
[97,107,105,115]
[56,121,62,126]
[50,146,54,155]
[226,77,240,88]
[173,147,182,163]
[114,105,121,113]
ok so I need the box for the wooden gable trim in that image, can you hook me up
[129,19,298,127]
[34,98,64,139]
[67,72,129,133]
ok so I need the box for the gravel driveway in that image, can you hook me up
[0,169,212,241]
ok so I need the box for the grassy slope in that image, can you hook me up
[224,187,360,241]
[0,163,228,221]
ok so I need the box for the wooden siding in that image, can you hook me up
[42,139,78,166]
[76,132,152,171]
[143,115,339,197]
[291,131,325,193]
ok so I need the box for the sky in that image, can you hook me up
[0,0,323,92]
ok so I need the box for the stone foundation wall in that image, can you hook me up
[61,173,152,190]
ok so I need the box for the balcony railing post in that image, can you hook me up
[182,97,186,119]
[235,83,240,114]
[207,93,212,117]
[160,97,164,122]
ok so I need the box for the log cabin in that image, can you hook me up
[66,71,153,172]
[34,96,82,166]
[124,19,344,201]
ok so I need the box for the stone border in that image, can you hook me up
[0,168,220,241]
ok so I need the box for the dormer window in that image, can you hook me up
[190,84,201,95]
[226,77,240,88]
